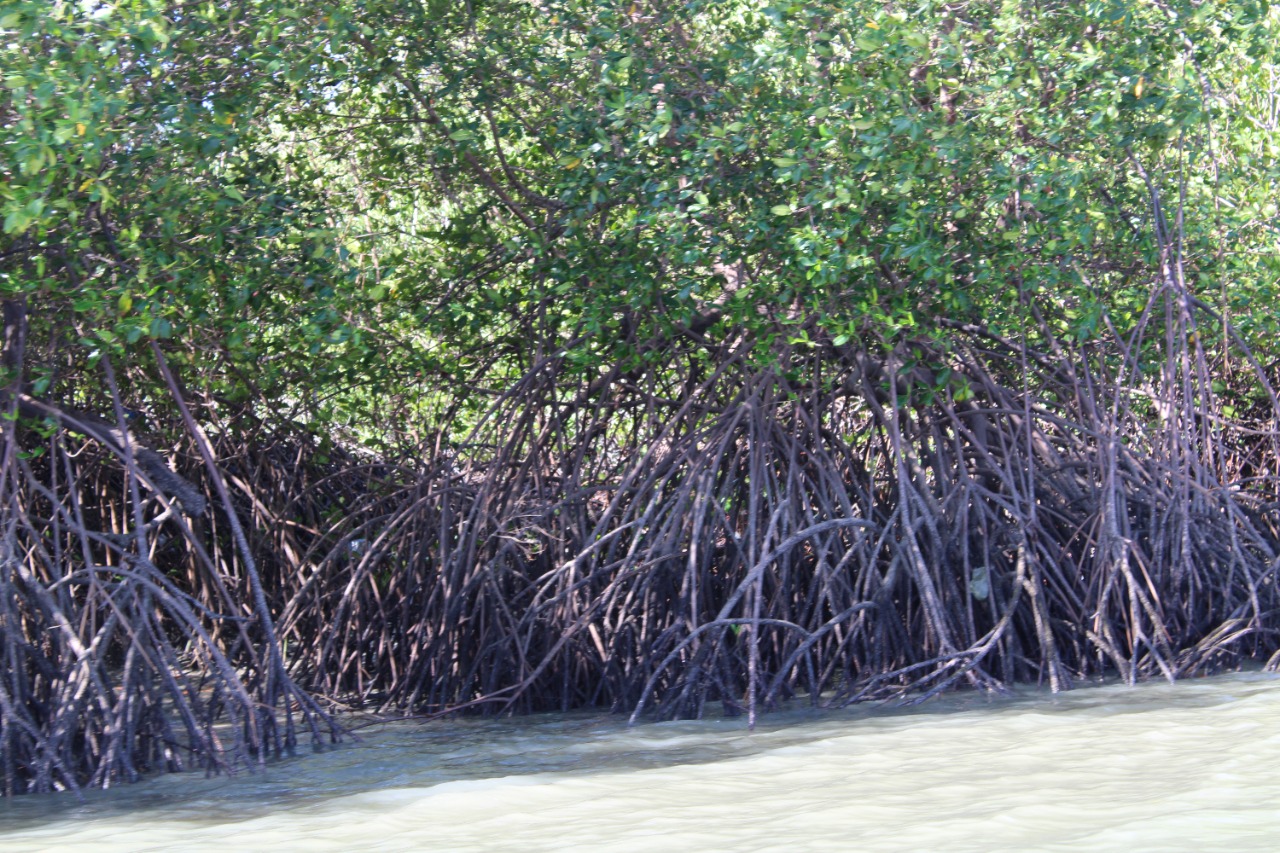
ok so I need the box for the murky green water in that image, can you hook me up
[3,672,1278,851]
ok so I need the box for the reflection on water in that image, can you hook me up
[3,672,1279,851]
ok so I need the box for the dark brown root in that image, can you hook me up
[0,342,341,796]
[275,278,1280,728]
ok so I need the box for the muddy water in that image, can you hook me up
[2,672,1278,851]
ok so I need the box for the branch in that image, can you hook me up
[10,394,207,516]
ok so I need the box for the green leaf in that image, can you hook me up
[2,209,29,235]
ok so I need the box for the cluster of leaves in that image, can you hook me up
[2,0,1276,438]
[0,0,388,428]
[297,0,1277,398]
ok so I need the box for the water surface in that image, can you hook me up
[2,672,1278,851]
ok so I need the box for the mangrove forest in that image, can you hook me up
[1,0,1279,795]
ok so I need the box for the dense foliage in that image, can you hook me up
[1,0,1277,793]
